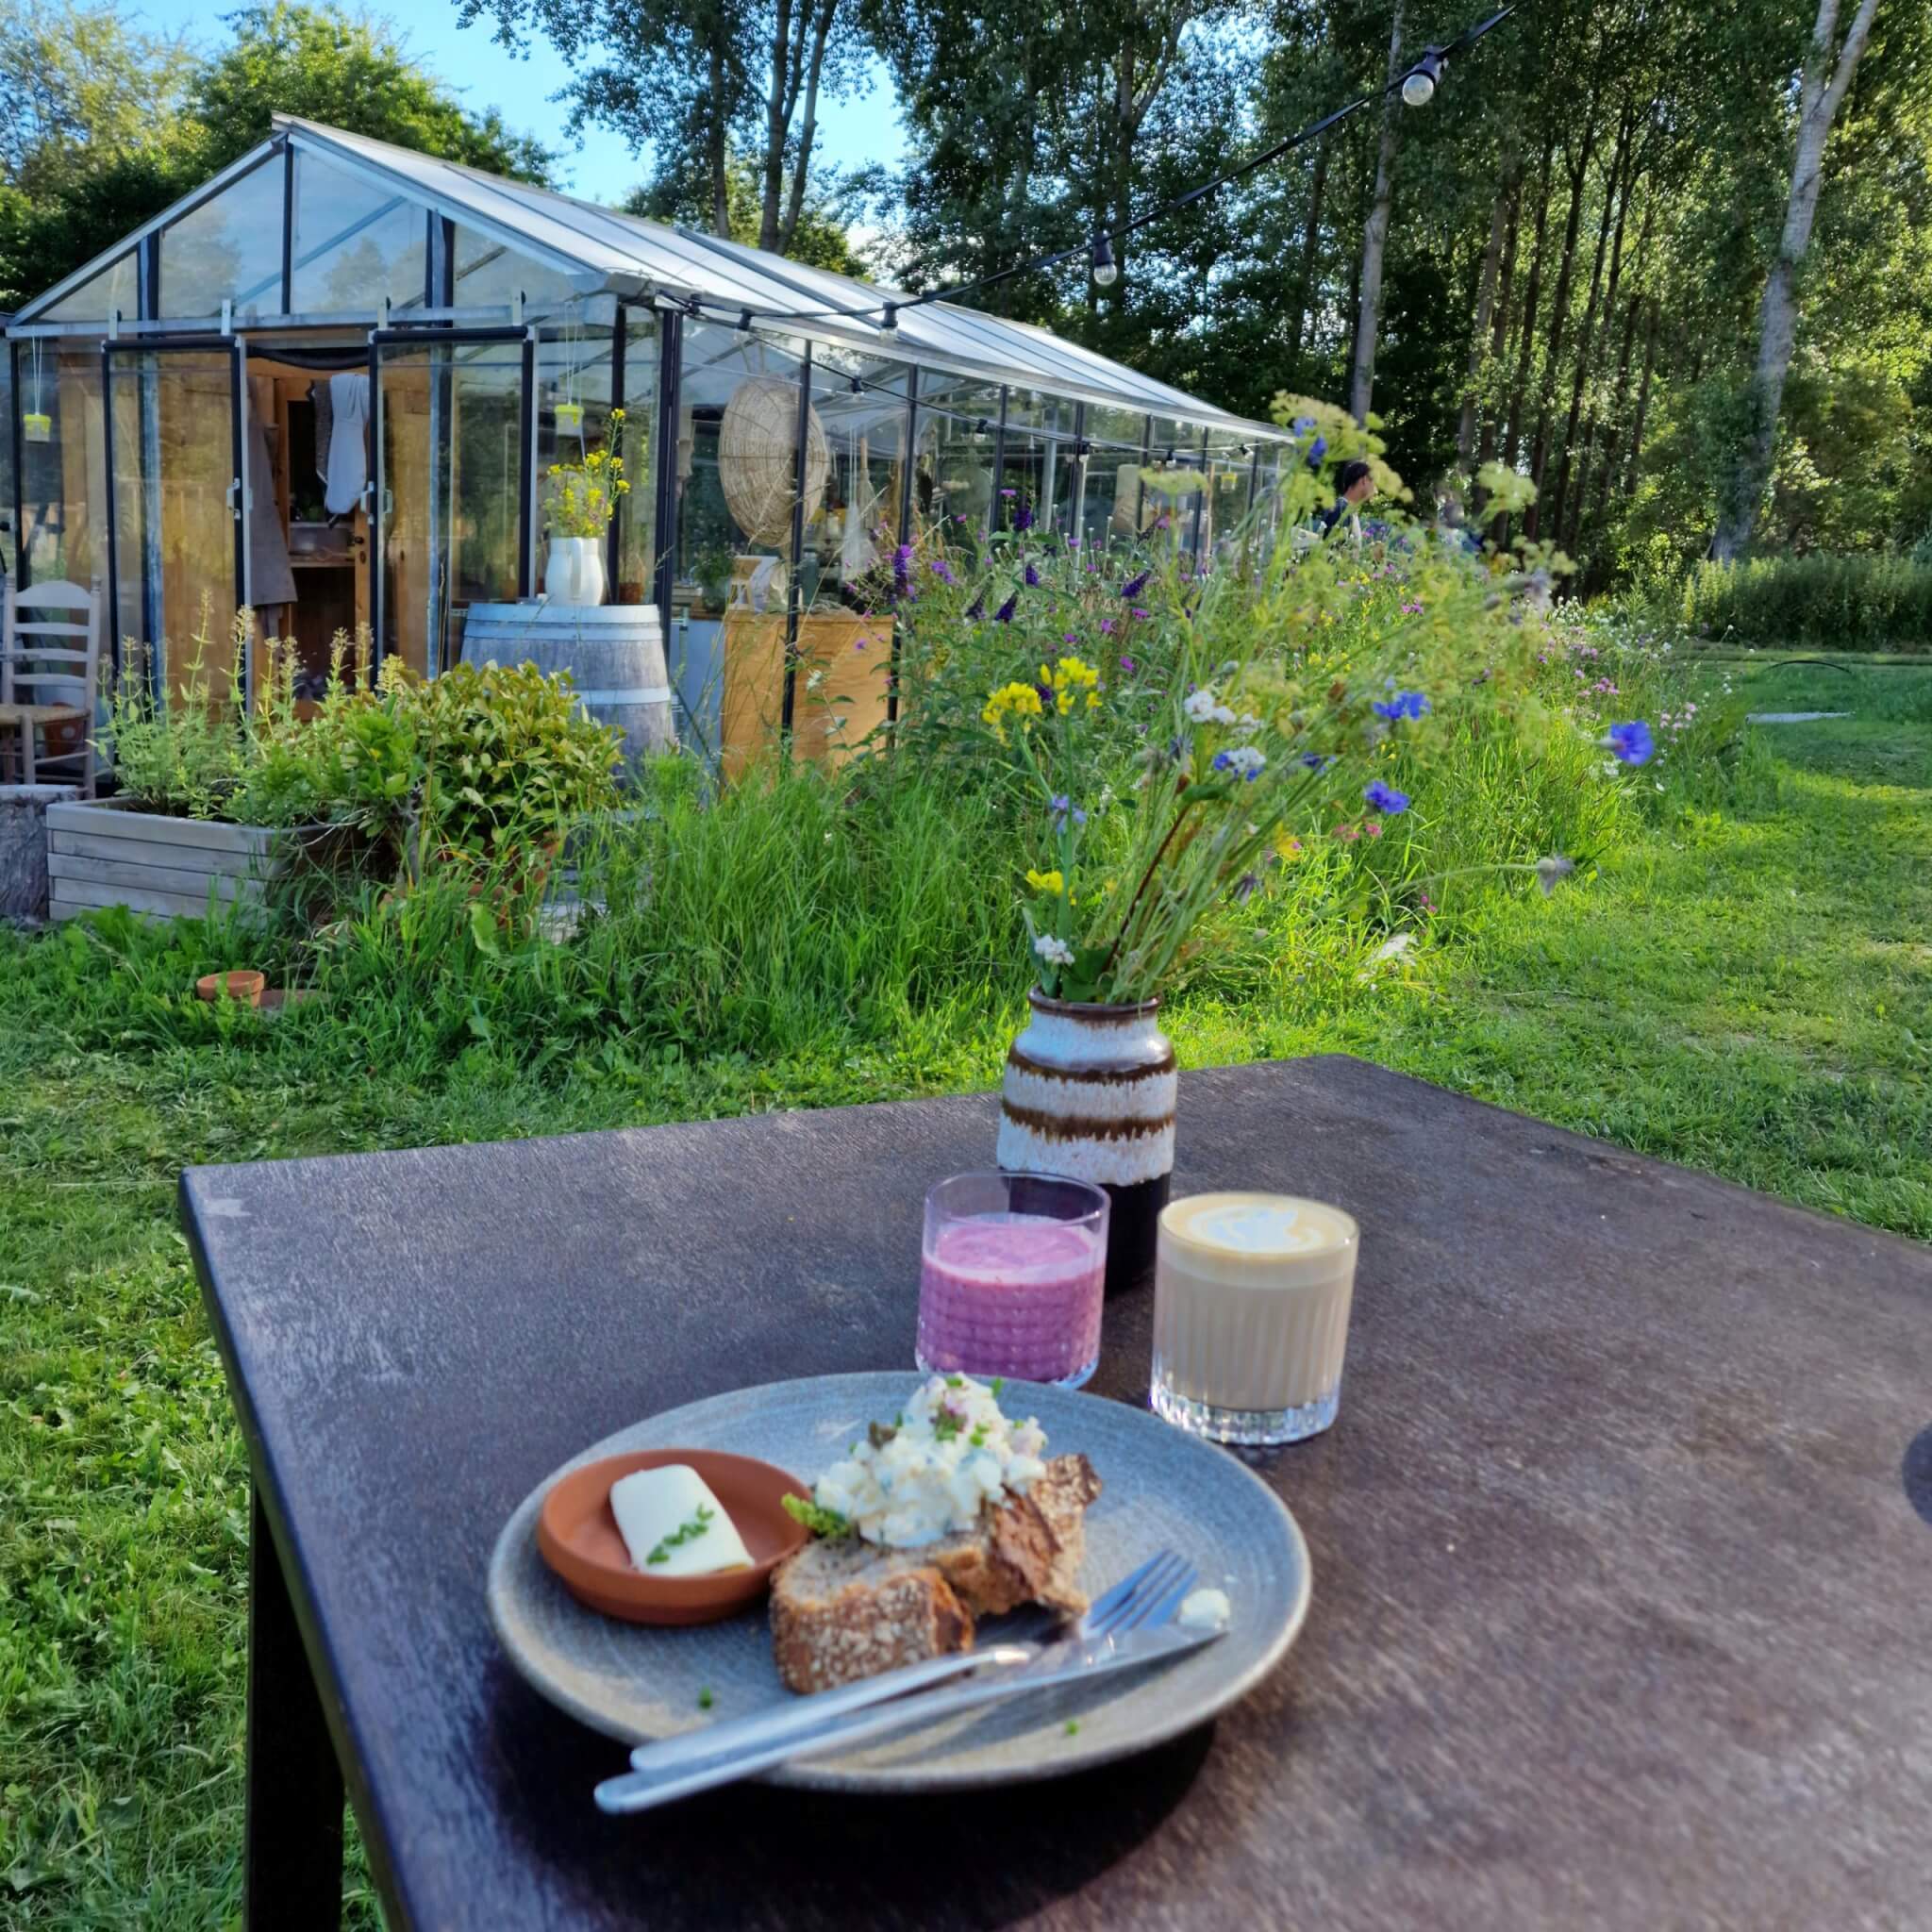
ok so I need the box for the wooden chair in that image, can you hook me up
[0,579,103,795]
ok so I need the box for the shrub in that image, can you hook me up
[1674,555,1932,651]
[99,605,252,819]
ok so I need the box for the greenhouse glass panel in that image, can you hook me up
[18,345,103,591]
[674,319,814,774]
[1080,405,1151,549]
[291,147,428,315]
[42,253,137,325]
[451,223,580,316]
[793,345,904,763]
[158,161,285,321]
[996,386,1077,543]
[613,307,658,606]
[912,370,1002,567]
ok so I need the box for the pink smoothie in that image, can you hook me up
[917,1212,1106,1385]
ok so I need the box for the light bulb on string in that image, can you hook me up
[1091,232,1118,288]
[1402,47,1445,108]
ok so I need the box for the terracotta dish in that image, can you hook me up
[537,1449,810,1626]
[197,969,266,1007]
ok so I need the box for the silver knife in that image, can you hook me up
[594,1622,1224,1815]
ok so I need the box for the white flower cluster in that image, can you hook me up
[1033,933,1074,966]
[1183,687,1238,726]
[1220,746,1267,780]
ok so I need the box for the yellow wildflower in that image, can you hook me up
[1041,655,1102,716]
[982,681,1044,741]
[1273,827,1306,863]
[1024,868,1067,897]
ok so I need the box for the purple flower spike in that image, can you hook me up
[965,592,985,619]
[1014,504,1035,533]
[1121,570,1150,598]
[1024,562,1041,587]
[994,593,1018,623]
[931,558,958,587]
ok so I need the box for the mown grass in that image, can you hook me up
[2,654,1927,1927]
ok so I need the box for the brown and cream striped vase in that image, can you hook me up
[995,990,1176,1297]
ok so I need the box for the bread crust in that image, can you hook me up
[769,1454,1101,1693]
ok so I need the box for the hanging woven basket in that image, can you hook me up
[719,376,830,545]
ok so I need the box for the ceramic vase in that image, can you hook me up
[544,535,607,608]
[995,990,1176,1298]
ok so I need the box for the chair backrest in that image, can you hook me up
[3,578,102,713]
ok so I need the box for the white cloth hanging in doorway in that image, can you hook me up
[325,372,371,516]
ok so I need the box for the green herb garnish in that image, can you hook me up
[931,1409,963,1443]
[698,1686,714,1711]
[645,1502,715,1566]
[782,1493,851,1539]
[990,1377,1006,1401]
[969,1425,988,1449]
[943,1374,964,1389]
[1064,1719,1080,1736]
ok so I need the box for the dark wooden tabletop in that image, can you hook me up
[181,1056,1932,1932]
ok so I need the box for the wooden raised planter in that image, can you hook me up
[45,798,315,924]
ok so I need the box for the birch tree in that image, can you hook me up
[1710,0,1883,560]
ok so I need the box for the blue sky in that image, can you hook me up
[134,3,908,202]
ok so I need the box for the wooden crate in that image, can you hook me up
[46,798,284,924]
[719,610,893,780]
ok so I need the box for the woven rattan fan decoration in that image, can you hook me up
[719,376,830,545]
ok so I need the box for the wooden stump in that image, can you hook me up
[0,783,79,922]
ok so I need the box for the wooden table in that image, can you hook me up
[179,1058,1932,1930]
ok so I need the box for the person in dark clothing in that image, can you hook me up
[1317,459,1377,535]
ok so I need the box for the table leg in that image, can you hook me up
[245,1482,344,1929]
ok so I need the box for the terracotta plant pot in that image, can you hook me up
[196,969,266,1007]
[995,989,1176,1297]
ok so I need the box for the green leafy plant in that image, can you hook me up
[97,600,251,820]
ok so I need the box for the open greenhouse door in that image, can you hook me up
[371,329,529,680]
[103,339,247,702]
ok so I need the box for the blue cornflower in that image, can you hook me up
[1606,720,1655,766]
[1300,751,1332,771]
[1306,436,1327,470]
[1050,794,1088,828]
[1024,562,1041,587]
[1363,779,1409,815]
[931,558,958,586]
[1372,690,1431,723]
[1120,570,1149,598]
[1292,415,1316,436]
[994,592,1018,623]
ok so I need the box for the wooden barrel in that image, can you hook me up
[460,603,678,768]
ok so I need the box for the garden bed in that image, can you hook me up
[44,798,324,924]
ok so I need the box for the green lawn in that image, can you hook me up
[2,654,1927,1925]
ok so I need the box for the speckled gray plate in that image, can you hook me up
[488,1372,1311,1791]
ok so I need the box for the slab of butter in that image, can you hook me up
[608,1465,755,1577]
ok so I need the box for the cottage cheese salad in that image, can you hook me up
[808,1374,1050,1548]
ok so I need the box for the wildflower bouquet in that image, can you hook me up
[542,408,630,539]
[962,467,1654,1006]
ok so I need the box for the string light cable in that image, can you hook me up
[676,5,1516,332]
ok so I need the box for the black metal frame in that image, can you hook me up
[605,301,628,595]
[986,386,1009,543]
[280,142,295,316]
[780,341,812,734]
[9,340,25,586]
[651,307,683,639]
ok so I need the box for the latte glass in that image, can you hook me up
[1150,1192,1359,1445]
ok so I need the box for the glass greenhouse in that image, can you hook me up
[8,116,1292,755]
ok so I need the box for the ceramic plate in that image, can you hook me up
[488,1372,1312,1791]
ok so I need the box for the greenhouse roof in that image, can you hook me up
[11,116,1285,442]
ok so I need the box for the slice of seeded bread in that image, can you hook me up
[770,1454,1101,1694]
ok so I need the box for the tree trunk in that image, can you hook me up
[1458,146,1517,467]
[777,0,837,255]
[1285,139,1331,387]
[1711,0,1881,559]
[1348,1,1407,423]
[1626,299,1659,493]
[1502,134,1556,472]
[1524,114,1599,540]
[759,0,795,252]
[1584,194,1657,543]
[1474,174,1522,479]
[1550,108,1633,544]
[707,40,731,237]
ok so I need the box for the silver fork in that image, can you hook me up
[595,1551,1205,1814]
[620,1548,1191,1780]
